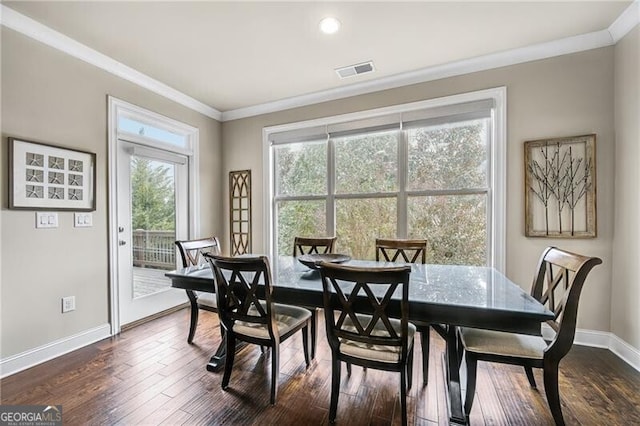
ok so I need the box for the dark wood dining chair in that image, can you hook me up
[318,261,415,426]
[459,247,602,425]
[375,238,435,385]
[175,236,221,343]
[375,238,427,263]
[293,236,337,256]
[203,253,311,405]
[293,235,337,358]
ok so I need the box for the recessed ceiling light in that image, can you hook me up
[319,17,341,35]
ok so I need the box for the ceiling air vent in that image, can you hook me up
[335,61,375,79]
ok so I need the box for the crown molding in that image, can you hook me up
[2,3,635,123]
[222,29,614,121]
[0,5,222,121]
[608,0,640,43]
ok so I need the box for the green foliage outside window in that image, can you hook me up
[131,157,175,231]
[273,119,489,266]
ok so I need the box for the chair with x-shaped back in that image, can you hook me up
[203,253,312,405]
[375,238,436,385]
[293,236,337,256]
[293,236,337,358]
[459,247,602,425]
[175,236,221,343]
[318,261,415,425]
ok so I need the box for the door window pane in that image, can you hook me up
[334,130,398,194]
[276,200,326,256]
[407,119,488,191]
[408,194,487,266]
[130,157,176,298]
[336,198,396,260]
[274,141,326,196]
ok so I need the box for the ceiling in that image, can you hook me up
[2,1,634,118]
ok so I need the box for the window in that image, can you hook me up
[118,117,187,147]
[265,88,506,269]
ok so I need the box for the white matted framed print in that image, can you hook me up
[9,137,96,211]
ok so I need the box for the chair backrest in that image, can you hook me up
[293,236,337,256]
[203,254,278,339]
[175,237,221,268]
[318,262,412,365]
[531,247,602,359]
[375,238,427,264]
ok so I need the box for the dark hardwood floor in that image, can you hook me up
[1,309,639,425]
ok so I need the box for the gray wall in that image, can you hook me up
[1,28,223,358]
[222,47,617,339]
[612,26,640,349]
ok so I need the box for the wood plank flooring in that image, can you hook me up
[2,309,639,425]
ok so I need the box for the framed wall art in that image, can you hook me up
[9,137,96,211]
[229,169,251,255]
[524,134,596,238]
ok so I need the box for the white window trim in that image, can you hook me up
[107,96,200,335]
[263,87,506,271]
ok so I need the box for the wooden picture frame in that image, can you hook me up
[524,134,596,238]
[8,137,96,211]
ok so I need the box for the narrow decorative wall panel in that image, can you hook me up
[229,170,251,255]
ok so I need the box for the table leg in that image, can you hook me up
[206,329,249,372]
[185,290,199,344]
[445,326,467,425]
[206,331,227,372]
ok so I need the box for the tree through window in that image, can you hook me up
[269,93,502,267]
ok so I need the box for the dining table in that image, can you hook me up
[165,255,554,425]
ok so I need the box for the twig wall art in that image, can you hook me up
[524,134,596,238]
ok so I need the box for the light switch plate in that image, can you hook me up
[74,212,93,227]
[36,212,58,228]
[62,296,76,313]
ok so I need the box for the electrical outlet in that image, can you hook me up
[62,296,76,313]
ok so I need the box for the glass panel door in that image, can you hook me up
[117,141,188,325]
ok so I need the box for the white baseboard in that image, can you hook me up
[608,333,640,372]
[543,326,640,372]
[0,324,111,378]
[573,328,612,349]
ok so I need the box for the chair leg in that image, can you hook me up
[310,308,317,359]
[420,327,430,386]
[185,290,199,343]
[270,345,280,405]
[463,353,478,416]
[302,323,311,367]
[400,368,408,426]
[407,344,414,390]
[222,333,236,390]
[543,361,565,426]
[524,366,537,388]
[329,357,341,423]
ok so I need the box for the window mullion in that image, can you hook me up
[327,135,336,237]
[398,128,408,238]
[485,119,493,267]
